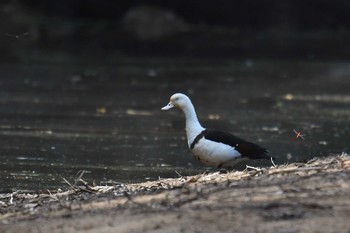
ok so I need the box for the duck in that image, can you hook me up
[161,93,274,168]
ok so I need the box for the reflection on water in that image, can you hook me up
[0,58,349,192]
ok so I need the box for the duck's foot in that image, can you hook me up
[219,168,228,174]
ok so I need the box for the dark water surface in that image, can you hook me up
[0,57,349,192]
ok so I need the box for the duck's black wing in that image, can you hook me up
[201,129,270,160]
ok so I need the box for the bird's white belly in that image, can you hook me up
[190,138,242,167]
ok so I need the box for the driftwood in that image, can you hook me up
[0,154,349,232]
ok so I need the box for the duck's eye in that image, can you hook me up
[174,97,179,101]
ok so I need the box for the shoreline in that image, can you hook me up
[1,154,350,233]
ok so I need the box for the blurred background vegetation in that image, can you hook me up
[1,0,350,62]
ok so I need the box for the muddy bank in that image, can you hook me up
[0,154,350,233]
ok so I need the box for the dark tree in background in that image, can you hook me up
[1,0,350,59]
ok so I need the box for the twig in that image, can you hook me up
[268,166,324,175]
[245,165,262,171]
[74,170,86,186]
[175,170,183,178]
[46,189,58,200]
[60,175,76,191]
[47,189,58,201]
[9,194,13,205]
[271,157,276,167]
[78,179,97,193]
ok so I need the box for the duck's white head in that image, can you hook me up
[161,93,192,111]
[161,93,204,139]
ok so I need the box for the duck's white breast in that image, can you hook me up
[190,138,242,167]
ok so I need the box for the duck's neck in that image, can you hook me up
[181,103,205,144]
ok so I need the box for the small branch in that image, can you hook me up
[271,157,276,167]
[74,170,87,186]
[60,175,76,191]
[9,194,13,205]
[78,179,96,193]
[245,165,262,171]
[46,189,58,201]
[175,170,183,178]
[268,166,324,175]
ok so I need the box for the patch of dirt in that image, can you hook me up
[1,154,350,233]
